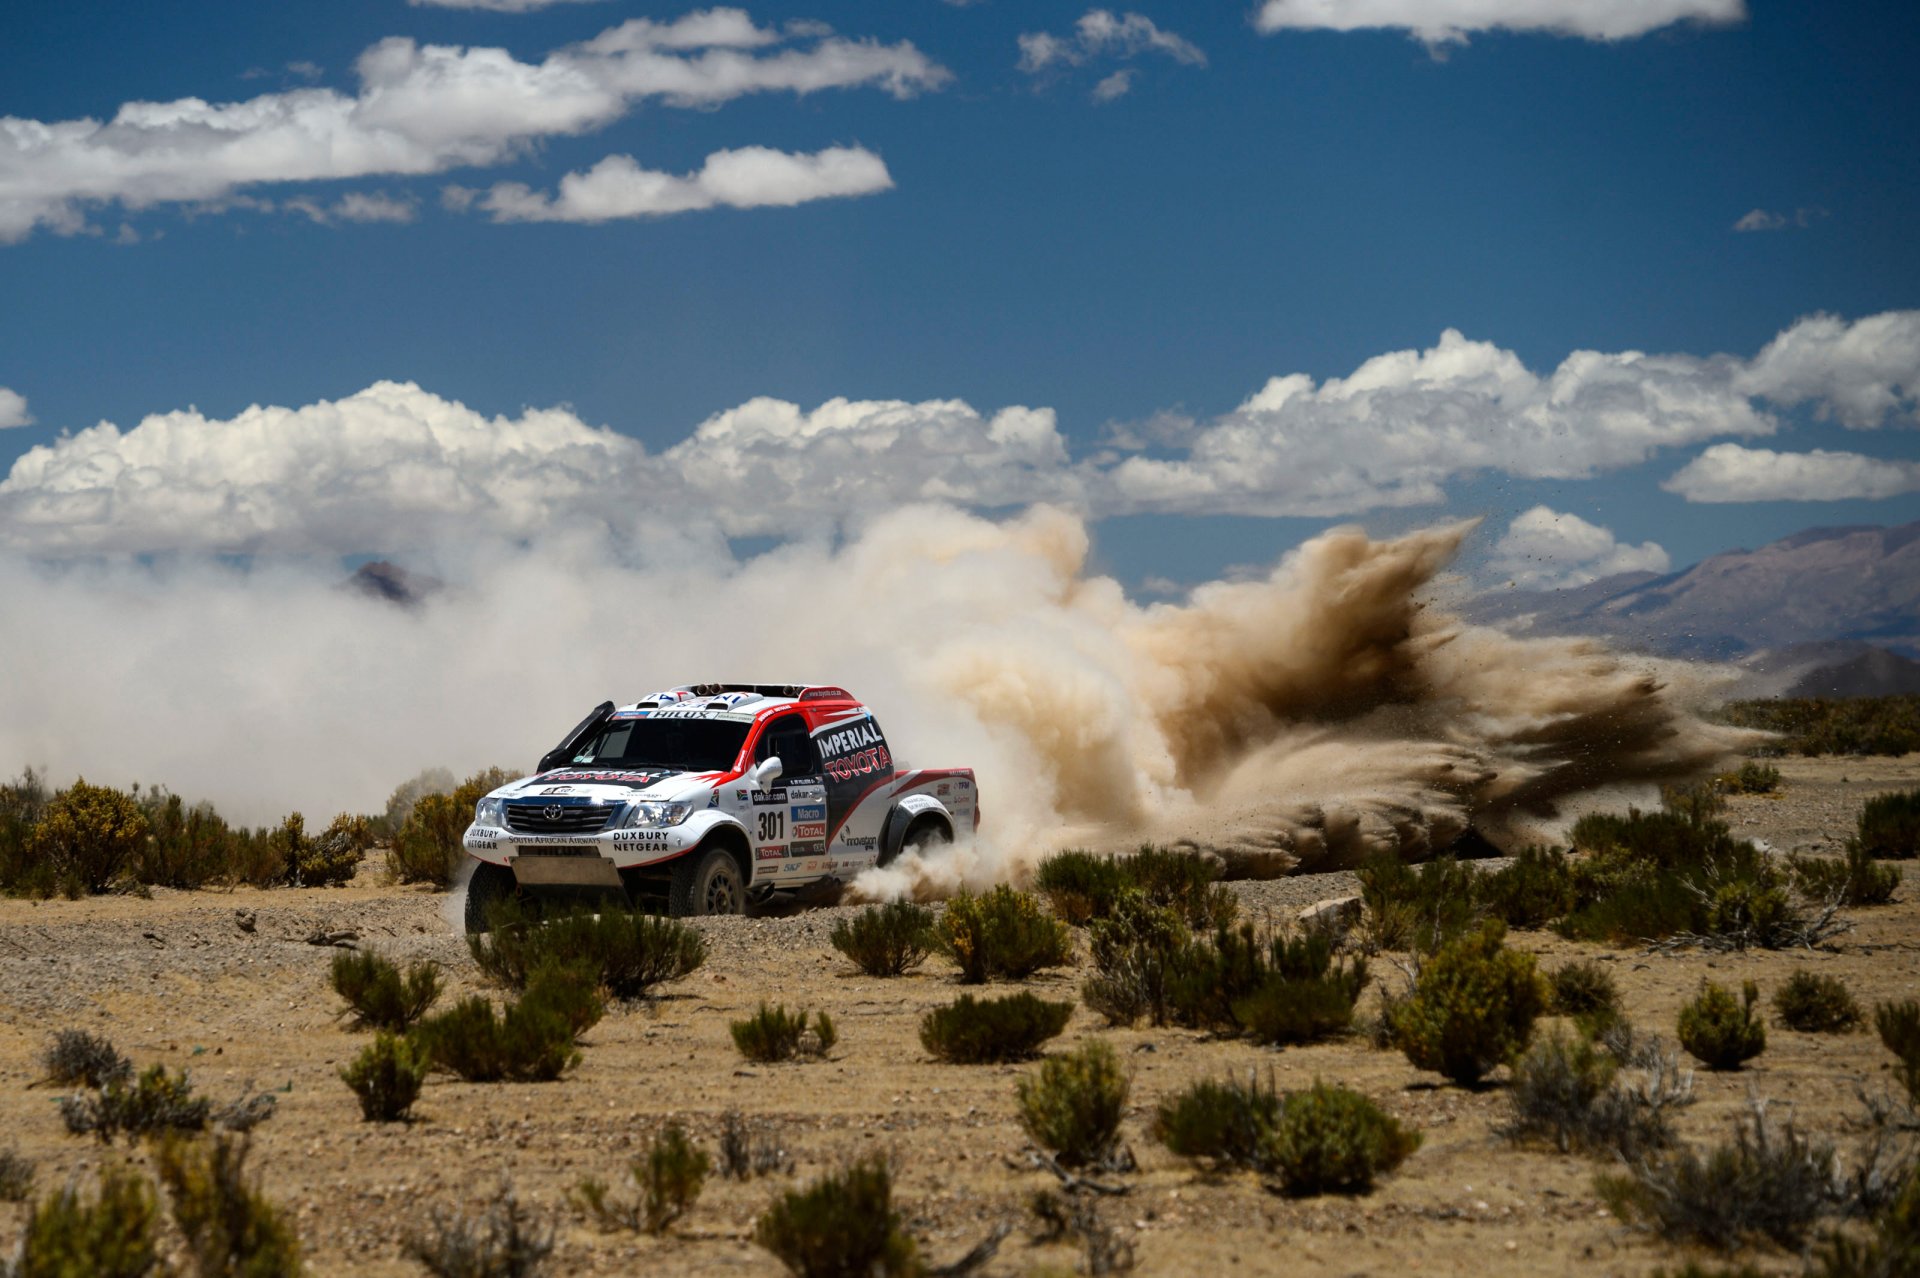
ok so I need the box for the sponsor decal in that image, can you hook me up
[756,811,786,842]
[790,804,826,822]
[735,789,749,800]
[957,779,973,790]
[751,789,788,805]
[936,784,950,797]
[609,710,652,720]
[793,822,826,840]
[611,830,672,849]
[823,744,891,783]
[707,793,720,809]
[756,845,787,861]
[518,838,600,847]
[790,839,827,857]
[816,720,883,761]
[838,834,878,850]
[535,769,673,787]
[465,837,498,851]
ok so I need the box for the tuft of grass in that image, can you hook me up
[1016,1040,1130,1169]
[1264,1080,1421,1197]
[1547,959,1623,1036]
[404,1187,554,1278]
[41,1028,132,1089]
[829,902,935,977]
[730,1004,837,1064]
[1151,1073,1282,1171]
[0,1148,34,1203]
[1598,1096,1837,1250]
[1874,999,1920,1106]
[1387,921,1547,1087]
[717,1111,791,1181]
[411,987,582,1083]
[573,1124,710,1237]
[1503,1030,1686,1158]
[9,1164,162,1278]
[1791,842,1901,907]
[60,1065,211,1143]
[1678,980,1767,1070]
[330,949,443,1032]
[470,899,705,1001]
[154,1134,302,1277]
[935,885,1074,983]
[1773,971,1864,1034]
[919,992,1074,1064]
[340,1032,429,1123]
[753,1157,918,1278]
[1857,790,1920,860]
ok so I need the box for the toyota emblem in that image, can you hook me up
[543,804,563,822]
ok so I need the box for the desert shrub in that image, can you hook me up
[1356,853,1480,952]
[42,1028,132,1089]
[293,813,375,886]
[1721,762,1782,795]
[383,767,457,834]
[1598,1097,1837,1249]
[1388,921,1547,1086]
[1857,791,1920,860]
[1547,959,1622,1034]
[155,1134,302,1277]
[1026,1189,1135,1275]
[1035,845,1233,931]
[1773,971,1864,1034]
[1812,1165,1920,1278]
[9,1164,162,1278]
[389,791,466,886]
[1504,1030,1682,1158]
[1663,779,1730,826]
[1875,999,1920,1105]
[330,949,442,1032]
[1081,891,1189,1027]
[261,813,309,887]
[1478,846,1579,930]
[0,767,50,894]
[731,1004,836,1063]
[28,778,149,895]
[0,1149,33,1203]
[132,790,238,890]
[469,899,705,1000]
[829,902,934,976]
[225,826,289,889]
[1230,931,1370,1046]
[717,1111,791,1180]
[1719,694,1920,757]
[1265,1080,1420,1197]
[1016,1040,1130,1168]
[211,1085,278,1136]
[919,992,1074,1063]
[935,885,1074,983]
[412,991,581,1083]
[519,960,605,1037]
[1151,1073,1283,1171]
[60,1065,211,1143]
[1792,842,1901,907]
[1678,980,1767,1070]
[574,1123,709,1236]
[340,1032,429,1122]
[754,1157,918,1278]
[405,1188,554,1278]
[1034,850,1132,925]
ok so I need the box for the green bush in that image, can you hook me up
[469,899,705,1000]
[1722,761,1782,794]
[1503,1030,1680,1158]
[0,767,50,895]
[1356,853,1480,952]
[10,1164,162,1278]
[388,792,466,887]
[1388,922,1547,1086]
[730,1004,837,1063]
[753,1157,918,1278]
[294,813,375,886]
[1478,847,1579,930]
[1034,846,1233,930]
[1857,791,1920,860]
[340,1032,429,1123]
[1598,1098,1837,1250]
[829,902,935,976]
[520,960,605,1037]
[1547,959,1622,1034]
[1791,842,1901,906]
[29,779,149,895]
[412,989,582,1083]
[329,949,442,1032]
[132,790,236,889]
[383,767,457,835]
[1718,694,1920,757]
[1033,850,1132,925]
[0,1148,34,1203]
[404,1188,553,1278]
[1875,999,1920,1105]
[1264,1080,1420,1197]
[919,992,1073,1063]
[1773,971,1863,1034]
[155,1134,302,1277]
[41,1028,132,1089]
[935,885,1074,983]
[574,1123,710,1236]
[1229,931,1370,1046]
[1151,1073,1283,1171]
[1081,890,1189,1026]
[1016,1040,1129,1168]
[60,1065,211,1143]
[1678,980,1767,1070]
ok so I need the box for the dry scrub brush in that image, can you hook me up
[936,885,1074,983]
[469,899,704,1000]
[731,1004,837,1063]
[754,1157,918,1278]
[919,992,1073,1064]
[1017,1041,1131,1169]
[1153,1073,1419,1196]
[329,949,442,1032]
[1386,921,1547,1087]
[829,901,935,976]
[405,1187,553,1278]
[1678,980,1768,1070]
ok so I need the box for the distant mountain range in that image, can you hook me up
[1467,520,1920,697]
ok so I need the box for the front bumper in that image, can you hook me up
[462,822,699,873]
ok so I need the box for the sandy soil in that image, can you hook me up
[1,757,1917,1277]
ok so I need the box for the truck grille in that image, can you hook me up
[504,801,617,836]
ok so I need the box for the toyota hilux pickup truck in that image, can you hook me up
[459,683,978,930]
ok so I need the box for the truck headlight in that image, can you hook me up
[474,797,506,829]
[622,801,692,828]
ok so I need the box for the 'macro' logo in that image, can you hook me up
[816,721,882,760]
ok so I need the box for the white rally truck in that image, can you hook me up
[460,683,977,931]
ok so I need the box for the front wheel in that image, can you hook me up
[667,845,746,917]
[464,860,516,934]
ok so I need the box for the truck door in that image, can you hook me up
[812,712,894,857]
[753,715,823,869]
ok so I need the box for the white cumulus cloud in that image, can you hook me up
[1733,207,1826,233]
[1486,505,1669,589]
[0,387,29,430]
[1735,310,1920,429]
[284,191,420,225]
[474,145,892,222]
[1254,0,1745,46]
[1019,10,1205,77]
[0,9,948,242]
[1663,444,1920,503]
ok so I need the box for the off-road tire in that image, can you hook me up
[882,816,951,868]
[668,844,746,917]
[464,860,516,934]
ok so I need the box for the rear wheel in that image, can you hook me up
[667,844,746,917]
[464,860,516,934]
[882,816,951,868]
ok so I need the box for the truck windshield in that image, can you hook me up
[566,718,752,774]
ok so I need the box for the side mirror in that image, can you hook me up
[751,757,784,789]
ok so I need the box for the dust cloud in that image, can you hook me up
[0,504,1741,892]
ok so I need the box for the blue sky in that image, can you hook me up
[2,0,1918,590]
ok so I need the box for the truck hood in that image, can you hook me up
[492,767,717,807]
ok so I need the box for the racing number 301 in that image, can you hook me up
[757,811,785,842]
